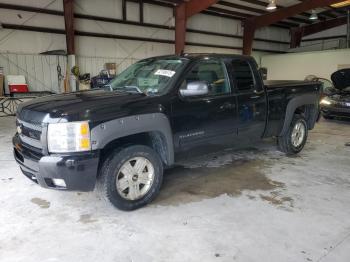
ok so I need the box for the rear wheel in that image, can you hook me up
[97,145,163,210]
[277,115,308,155]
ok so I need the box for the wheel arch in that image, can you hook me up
[91,113,174,167]
[280,94,319,136]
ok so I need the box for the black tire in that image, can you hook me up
[277,115,308,155]
[97,145,163,211]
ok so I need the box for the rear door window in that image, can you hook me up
[231,60,255,91]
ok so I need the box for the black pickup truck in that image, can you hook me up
[13,54,321,210]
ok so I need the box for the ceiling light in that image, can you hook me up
[331,0,350,8]
[309,10,318,20]
[266,0,277,10]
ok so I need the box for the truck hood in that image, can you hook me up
[17,89,148,124]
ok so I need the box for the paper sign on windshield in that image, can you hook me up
[154,69,176,78]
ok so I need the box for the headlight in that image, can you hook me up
[320,97,332,105]
[47,121,91,153]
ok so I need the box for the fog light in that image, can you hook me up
[52,178,66,188]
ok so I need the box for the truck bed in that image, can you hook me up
[263,80,321,138]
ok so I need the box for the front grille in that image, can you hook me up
[339,102,350,107]
[333,101,350,108]
[17,119,43,150]
[22,126,41,140]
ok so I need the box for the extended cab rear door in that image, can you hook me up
[227,58,267,141]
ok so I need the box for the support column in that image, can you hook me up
[63,0,74,55]
[63,0,76,92]
[175,3,186,55]
[122,0,127,21]
[347,8,350,48]
[290,27,303,48]
[174,0,219,55]
[242,20,255,56]
[139,0,144,23]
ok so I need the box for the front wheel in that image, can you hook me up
[277,115,308,155]
[97,145,163,211]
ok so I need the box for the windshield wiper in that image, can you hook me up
[103,84,113,91]
[124,86,143,93]
[113,86,147,96]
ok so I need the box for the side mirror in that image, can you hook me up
[259,67,267,80]
[180,81,209,97]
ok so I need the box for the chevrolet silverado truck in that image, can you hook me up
[13,54,321,210]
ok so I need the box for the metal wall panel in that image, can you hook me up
[0,53,66,94]
[76,55,137,77]
[0,53,138,94]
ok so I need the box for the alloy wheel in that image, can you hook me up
[116,157,155,200]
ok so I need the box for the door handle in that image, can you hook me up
[250,95,260,99]
[220,102,235,110]
[254,89,265,95]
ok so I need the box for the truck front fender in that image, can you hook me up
[90,113,174,165]
[280,94,319,136]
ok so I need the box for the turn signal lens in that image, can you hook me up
[80,138,90,150]
[80,122,89,136]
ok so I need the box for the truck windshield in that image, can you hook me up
[108,58,187,95]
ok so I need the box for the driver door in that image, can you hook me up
[171,58,238,151]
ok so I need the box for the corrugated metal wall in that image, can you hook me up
[76,55,137,77]
[0,53,66,94]
[0,0,293,94]
[0,53,138,94]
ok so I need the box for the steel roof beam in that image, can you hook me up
[243,0,345,55]
[175,0,219,54]
[290,15,347,47]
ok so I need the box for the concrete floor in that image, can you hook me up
[0,116,350,262]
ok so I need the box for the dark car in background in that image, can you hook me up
[91,69,115,89]
[320,68,350,119]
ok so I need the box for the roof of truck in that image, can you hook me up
[139,53,256,62]
[182,53,253,59]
